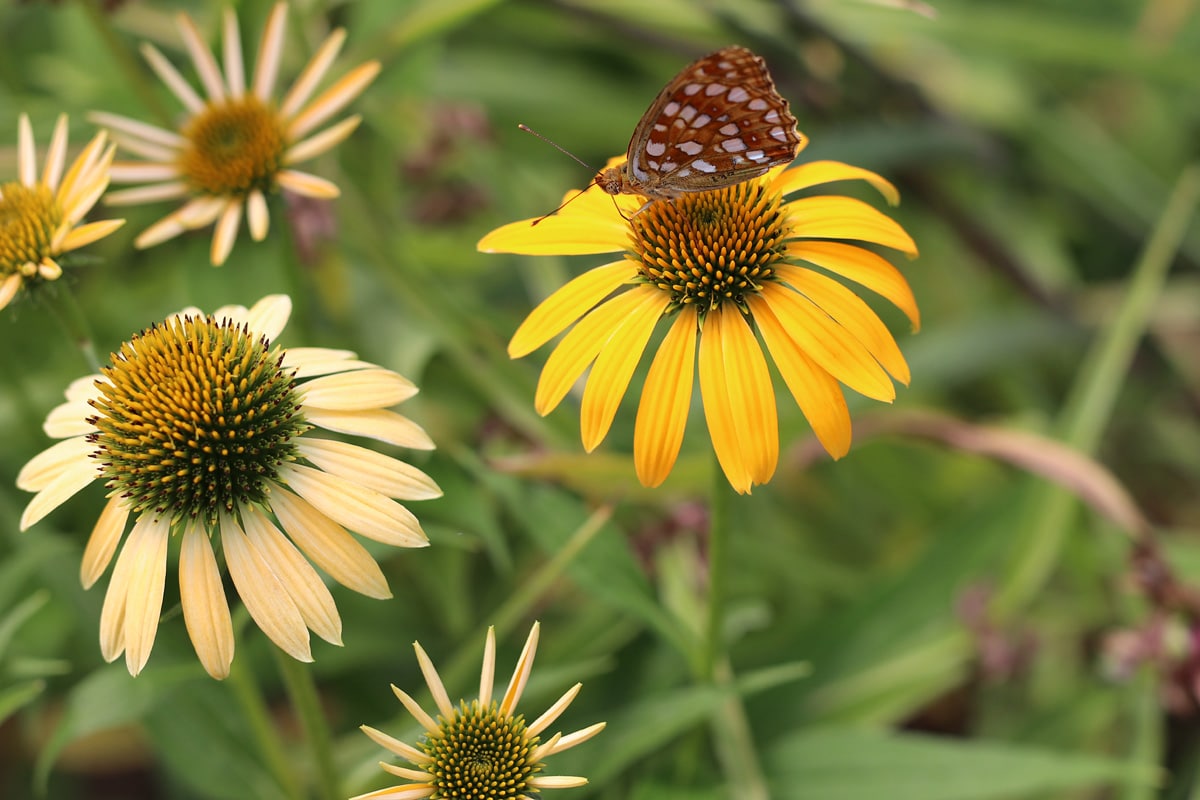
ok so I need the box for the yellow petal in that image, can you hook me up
[750,294,852,458]
[716,306,778,486]
[698,309,753,494]
[770,160,901,205]
[533,289,644,416]
[580,286,668,452]
[786,196,918,256]
[509,261,634,358]
[179,521,235,679]
[634,308,698,488]
[477,194,629,256]
[499,622,539,717]
[758,283,896,402]
[58,219,126,253]
[786,241,920,331]
[776,266,911,384]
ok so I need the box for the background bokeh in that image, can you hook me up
[2,0,1199,798]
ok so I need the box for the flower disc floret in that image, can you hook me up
[88,314,307,523]
[0,183,62,275]
[424,700,540,799]
[180,97,286,196]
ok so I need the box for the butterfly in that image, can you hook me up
[595,46,804,201]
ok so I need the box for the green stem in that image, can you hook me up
[225,632,302,800]
[274,650,341,800]
[711,657,771,800]
[703,451,731,680]
[77,0,172,127]
[994,164,1200,616]
[37,282,102,372]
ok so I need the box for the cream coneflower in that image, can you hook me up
[1,113,122,311]
[477,155,920,494]
[356,622,605,800]
[16,295,440,679]
[92,2,379,265]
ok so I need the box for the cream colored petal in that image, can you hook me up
[579,286,666,452]
[103,182,190,205]
[135,214,187,249]
[285,115,361,165]
[36,258,61,281]
[391,684,440,734]
[18,113,36,186]
[252,2,288,101]
[360,724,430,763]
[634,309,697,489]
[299,369,417,411]
[140,41,205,112]
[246,294,292,341]
[499,622,539,717]
[0,274,21,310]
[180,521,234,679]
[42,114,69,189]
[303,408,434,450]
[528,775,589,789]
[698,310,752,494]
[81,496,131,589]
[508,261,634,358]
[247,189,269,241]
[276,169,340,199]
[281,347,375,378]
[88,111,186,149]
[17,435,93,491]
[377,763,432,781]
[539,721,607,756]
[98,520,139,663]
[277,463,428,548]
[527,683,581,738]
[64,374,104,404]
[177,11,226,102]
[533,290,645,416]
[19,450,99,530]
[479,626,496,708]
[107,163,180,183]
[287,60,381,141]
[296,439,440,500]
[413,641,454,719]
[61,143,117,225]
[269,486,390,599]
[242,506,342,646]
[177,195,228,228]
[349,785,434,800]
[211,200,243,265]
[55,130,108,206]
[221,514,313,662]
[122,515,171,676]
[58,219,126,254]
[279,27,346,118]
[222,7,245,97]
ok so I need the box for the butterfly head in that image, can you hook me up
[594,165,628,196]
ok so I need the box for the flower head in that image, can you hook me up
[17,295,440,678]
[93,2,380,265]
[356,622,605,800]
[1,114,123,311]
[478,154,920,493]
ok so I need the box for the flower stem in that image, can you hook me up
[274,650,341,800]
[711,657,770,800]
[225,638,302,800]
[702,451,731,680]
[37,283,102,372]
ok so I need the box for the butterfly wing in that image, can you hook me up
[622,46,804,199]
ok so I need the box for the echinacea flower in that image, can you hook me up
[92,2,380,265]
[17,295,439,679]
[356,622,605,800]
[1,114,122,311]
[478,155,920,493]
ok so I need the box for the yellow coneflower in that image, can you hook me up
[17,295,440,679]
[478,156,920,494]
[92,2,379,265]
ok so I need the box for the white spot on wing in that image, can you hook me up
[664,101,681,116]
[691,114,712,128]
[764,109,781,124]
[719,123,739,136]
[679,105,697,122]
[705,83,727,96]
[677,141,703,156]
[748,98,768,111]
[693,159,717,173]
[684,83,702,96]
[728,87,749,103]
[770,126,789,142]
[746,150,765,161]
[661,161,677,172]
[721,138,746,153]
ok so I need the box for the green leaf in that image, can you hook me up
[765,727,1159,800]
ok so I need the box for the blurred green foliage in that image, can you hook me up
[2,0,1199,798]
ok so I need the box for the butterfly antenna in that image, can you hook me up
[518,124,599,225]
